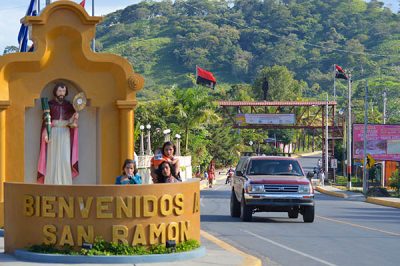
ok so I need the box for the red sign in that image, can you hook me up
[353,124,400,161]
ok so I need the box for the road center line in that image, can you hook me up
[316,215,400,236]
[241,229,337,266]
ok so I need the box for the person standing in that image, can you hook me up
[208,160,215,188]
[37,83,79,184]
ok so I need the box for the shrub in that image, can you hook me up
[28,237,200,256]
[389,170,400,196]
[366,187,391,197]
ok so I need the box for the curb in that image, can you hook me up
[292,151,322,158]
[366,197,400,209]
[200,230,262,266]
[315,186,348,198]
[14,247,206,264]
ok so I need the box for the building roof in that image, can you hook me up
[218,101,337,107]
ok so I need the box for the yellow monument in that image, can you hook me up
[0,2,201,253]
[0,1,145,224]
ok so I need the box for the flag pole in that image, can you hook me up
[333,64,336,102]
[92,0,95,52]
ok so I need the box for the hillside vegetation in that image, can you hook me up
[96,0,400,101]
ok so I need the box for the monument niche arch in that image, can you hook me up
[25,79,98,184]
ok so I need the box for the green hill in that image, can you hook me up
[96,0,400,99]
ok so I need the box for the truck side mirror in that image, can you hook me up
[236,170,243,176]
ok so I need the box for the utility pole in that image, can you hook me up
[325,94,329,184]
[383,89,387,124]
[347,74,352,189]
[382,88,387,186]
[363,80,369,195]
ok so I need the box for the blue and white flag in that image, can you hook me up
[18,0,38,52]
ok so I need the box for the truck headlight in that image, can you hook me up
[298,184,311,193]
[249,184,264,193]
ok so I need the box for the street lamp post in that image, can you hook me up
[139,125,145,156]
[163,129,171,142]
[146,124,151,155]
[175,134,181,156]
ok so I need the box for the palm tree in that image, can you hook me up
[174,88,219,153]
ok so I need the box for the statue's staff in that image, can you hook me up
[40,97,51,139]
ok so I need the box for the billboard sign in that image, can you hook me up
[235,114,296,126]
[353,124,400,161]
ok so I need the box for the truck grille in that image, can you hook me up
[264,184,299,193]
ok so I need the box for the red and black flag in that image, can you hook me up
[335,64,348,80]
[196,66,217,89]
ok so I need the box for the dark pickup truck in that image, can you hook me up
[230,156,315,222]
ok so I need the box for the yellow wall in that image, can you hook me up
[0,1,144,225]
[4,181,201,253]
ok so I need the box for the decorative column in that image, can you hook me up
[116,100,137,166]
[0,101,10,226]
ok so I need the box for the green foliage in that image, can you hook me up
[93,0,400,165]
[28,237,200,256]
[389,170,400,196]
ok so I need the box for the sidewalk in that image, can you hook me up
[0,230,260,266]
[315,185,400,208]
[0,171,261,266]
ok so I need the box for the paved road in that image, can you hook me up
[200,155,400,266]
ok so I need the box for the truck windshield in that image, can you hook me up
[247,160,303,176]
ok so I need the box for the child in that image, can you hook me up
[115,159,142,185]
[150,141,181,182]
[154,161,180,183]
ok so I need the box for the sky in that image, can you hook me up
[0,0,142,53]
[0,0,398,54]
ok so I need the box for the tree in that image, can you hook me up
[173,87,219,152]
[389,170,400,197]
[252,65,304,101]
[3,46,18,55]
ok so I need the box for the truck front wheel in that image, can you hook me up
[240,195,252,222]
[302,206,315,223]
